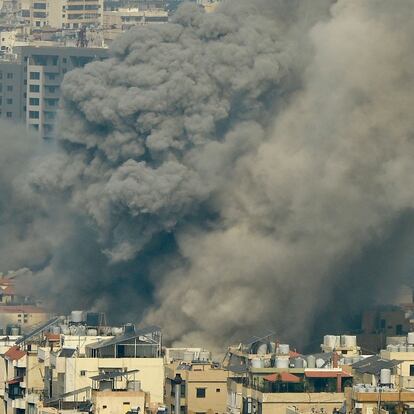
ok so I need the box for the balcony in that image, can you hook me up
[12,398,26,409]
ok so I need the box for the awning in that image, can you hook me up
[264,372,301,383]
[7,377,23,385]
[305,370,352,378]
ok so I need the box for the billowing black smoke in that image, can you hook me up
[2,0,414,351]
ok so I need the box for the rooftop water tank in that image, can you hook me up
[380,369,391,385]
[111,327,123,336]
[293,357,304,368]
[307,355,316,369]
[251,358,264,369]
[316,358,325,368]
[408,332,414,345]
[342,336,357,348]
[278,344,290,355]
[256,343,269,356]
[324,335,336,348]
[52,326,61,335]
[71,310,84,323]
[408,345,414,352]
[275,357,289,368]
[87,329,98,336]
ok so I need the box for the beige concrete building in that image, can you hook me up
[103,8,168,30]
[30,0,103,29]
[0,306,51,333]
[63,0,104,29]
[165,360,229,414]
[350,388,414,414]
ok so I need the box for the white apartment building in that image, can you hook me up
[0,44,107,138]
[30,0,104,29]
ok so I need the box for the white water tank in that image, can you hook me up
[293,357,304,368]
[278,344,290,355]
[111,327,123,336]
[87,329,98,336]
[380,368,391,384]
[275,357,289,368]
[408,332,414,345]
[257,343,268,355]
[408,345,414,352]
[342,335,357,348]
[61,325,70,335]
[251,358,264,368]
[324,335,336,348]
[316,358,325,368]
[71,310,84,323]
[307,355,316,369]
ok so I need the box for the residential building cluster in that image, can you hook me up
[0,305,413,414]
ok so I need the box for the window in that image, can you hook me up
[7,85,13,91]
[102,406,107,409]
[196,388,206,398]
[396,324,403,335]
[123,402,130,405]
[30,84,40,93]
[6,98,12,104]
[410,365,414,377]
[29,98,39,106]
[30,72,40,80]
[6,112,12,118]
[6,73,13,79]
[29,111,39,119]
[216,388,221,392]
[80,370,86,376]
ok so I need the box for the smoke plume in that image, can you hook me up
[2,0,414,350]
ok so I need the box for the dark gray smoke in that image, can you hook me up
[2,0,414,350]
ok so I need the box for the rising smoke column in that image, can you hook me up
[5,0,414,349]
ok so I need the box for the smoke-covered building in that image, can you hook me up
[0,44,107,139]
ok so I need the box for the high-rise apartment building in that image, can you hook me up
[0,45,108,139]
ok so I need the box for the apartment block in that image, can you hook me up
[0,45,107,139]
[165,353,228,414]
[0,311,165,414]
[30,0,103,30]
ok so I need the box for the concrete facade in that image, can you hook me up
[165,362,229,414]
